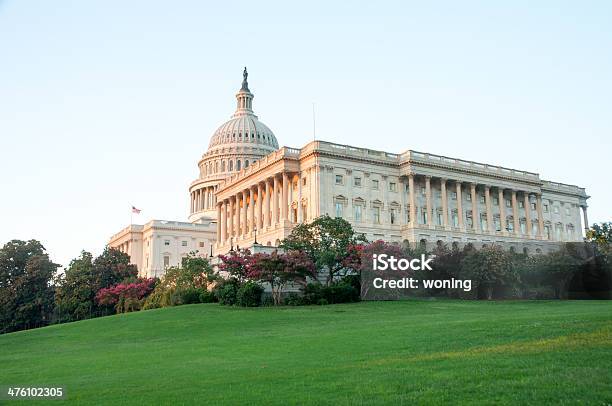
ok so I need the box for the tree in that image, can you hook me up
[533,245,581,299]
[54,251,96,322]
[281,215,367,285]
[218,249,252,283]
[247,251,287,305]
[143,253,214,308]
[460,245,518,300]
[586,222,612,255]
[55,247,137,321]
[95,278,157,313]
[0,240,59,334]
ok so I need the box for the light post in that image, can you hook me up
[253,225,258,245]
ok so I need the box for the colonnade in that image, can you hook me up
[190,186,217,214]
[407,174,545,239]
[216,171,303,245]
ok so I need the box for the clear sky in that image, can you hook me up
[1,0,610,268]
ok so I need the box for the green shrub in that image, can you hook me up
[199,289,216,303]
[316,298,329,305]
[214,279,240,306]
[321,282,360,304]
[261,295,274,307]
[284,293,304,306]
[236,281,264,307]
[180,288,203,304]
[303,283,323,305]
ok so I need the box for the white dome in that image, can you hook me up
[208,114,278,151]
[207,68,278,153]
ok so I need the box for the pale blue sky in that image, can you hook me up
[1,1,610,267]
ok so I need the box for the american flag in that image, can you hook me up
[131,206,142,214]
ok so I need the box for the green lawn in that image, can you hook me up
[1,301,611,405]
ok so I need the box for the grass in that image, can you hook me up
[1,300,611,405]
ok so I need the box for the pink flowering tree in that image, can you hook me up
[246,250,316,305]
[218,249,252,283]
[95,278,157,313]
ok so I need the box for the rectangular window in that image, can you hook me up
[335,175,343,185]
[451,191,457,200]
[520,221,526,234]
[354,177,362,187]
[335,202,343,218]
[494,217,501,231]
[372,207,380,223]
[390,209,396,224]
[163,255,170,268]
[554,206,559,214]
[531,202,537,210]
[181,241,187,247]
[466,193,472,201]
[506,199,511,207]
[436,211,442,225]
[303,177,307,185]
[480,215,487,231]
[543,204,549,212]
[164,240,170,246]
[493,197,499,206]
[452,211,459,227]
[565,207,570,216]
[519,201,524,209]
[545,225,551,239]
[420,187,426,195]
[199,241,205,248]
[372,180,379,189]
[354,205,362,222]
[421,209,428,225]
[389,182,397,192]
[479,195,485,204]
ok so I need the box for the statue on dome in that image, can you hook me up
[241,67,249,91]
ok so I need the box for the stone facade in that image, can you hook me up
[110,69,590,276]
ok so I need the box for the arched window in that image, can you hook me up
[245,160,249,168]
[229,160,233,171]
[237,160,241,171]
[221,161,226,172]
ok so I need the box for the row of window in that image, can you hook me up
[333,203,576,239]
[202,158,255,176]
[162,239,207,248]
[334,176,576,216]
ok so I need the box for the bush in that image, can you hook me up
[303,283,323,305]
[261,295,274,307]
[284,293,304,306]
[199,289,216,303]
[236,281,264,307]
[214,279,240,306]
[180,288,203,304]
[322,282,360,304]
[316,298,329,305]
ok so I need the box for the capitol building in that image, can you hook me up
[109,69,590,278]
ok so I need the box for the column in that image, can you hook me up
[408,174,416,226]
[456,181,464,230]
[221,200,227,243]
[190,192,194,213]
[236,193,241,239]
[470,183,478,231]
[524,193,532,237]
[265,179,271,227]
[297,173,303,222]
[257,183,264,229]
[228,197,235,241]
[216,203,222,243]
[485,186,494,233]
[511,190,520,235]
[582,206,589,234]
[498,188,506,234]
[241,190,248,237]
[282,172,289,221]
[536,193,544,239]
[272,175,279,226]
[425,176,432,226]
[440,178,448,228]
[249,187,255,234]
